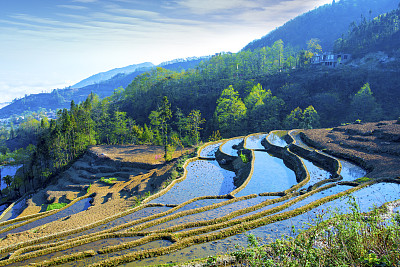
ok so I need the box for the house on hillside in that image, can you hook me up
[311,52,351,67]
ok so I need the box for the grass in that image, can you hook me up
[46,203,68,211]
[355,177,372,183]
[100,177,117,184]
[230,195,400,266]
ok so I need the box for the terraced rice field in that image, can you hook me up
[0,130,398,267]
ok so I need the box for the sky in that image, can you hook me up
[0,0,333,103]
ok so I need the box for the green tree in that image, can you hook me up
[187,110,206,145]
[284,106,320,129]
[3,175,12,189]
[302,105,320,129]
[307,38,323,54]
[284,107,304,129]
[150,96,172,160]
[349,83,383,122]
[215,85,247,136]
[244,84,284,131]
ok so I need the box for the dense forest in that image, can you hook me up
[0,4,400,198]
[334,6,400,56]
[244,0,399,51]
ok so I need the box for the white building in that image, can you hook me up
[311,52,351,67]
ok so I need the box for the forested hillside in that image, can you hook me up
[72,62,154,88]
[243,0,399,51]
[334,6,400,56]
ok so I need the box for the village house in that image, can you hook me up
[311,52,351,67]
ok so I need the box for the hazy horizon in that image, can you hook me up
[0,0,332,102]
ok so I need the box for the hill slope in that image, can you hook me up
[243,0,399,51]
[0,57,210,118]
[72,62,154,88]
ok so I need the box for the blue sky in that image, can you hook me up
[0,0,332,103]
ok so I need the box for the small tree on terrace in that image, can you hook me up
[150,96,172,161]
[187,109,206,146]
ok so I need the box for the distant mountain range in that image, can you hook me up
[72,62,154,88]
[243,0,399,51]
[0,56,211,118]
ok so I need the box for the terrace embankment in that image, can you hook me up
[0,145,193,248]
[301,120,400,180]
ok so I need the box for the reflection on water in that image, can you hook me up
[290,131,367,182]
[300,158,332,190]
[236,151,297,197]
[0,165,22,190]
[221,138,243,156]
[150,160,235,205]
[199,142,223,158]
[268,132,288,147]
[245,134,267,150]
[0,197,93,238]
[0,198,26,223]
[340,160,367,181]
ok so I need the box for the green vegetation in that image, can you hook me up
[334,7,400,57]
[230,196,400,266]
[244,0,398,51]
[100,177,117,185]
[46,202,68,211]
[239,151,249,164]
[355,177,372,183]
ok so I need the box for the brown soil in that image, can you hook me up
[0,145,194,248]
[301,120,400,180]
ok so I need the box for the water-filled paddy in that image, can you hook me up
[289,130,367,182]
[0,197,92,238]
[267,131,288,147]
[145,197,275,232]
[150,160,235,205]
[245,134,267,150]
[0,165,22,190]
[300,158,332,189]
[220,138,243,156]
[43,206,172,243]
[235,151,297,197]
[0,198,26,222]
[199,142,223,158]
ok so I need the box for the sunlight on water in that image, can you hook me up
[236,151,297,197]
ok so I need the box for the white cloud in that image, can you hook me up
[173,0,257,14]
[57,5,88,10]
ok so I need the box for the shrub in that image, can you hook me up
[239,151,249,163]
[100,177,117,184]
[46,203,68,211]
